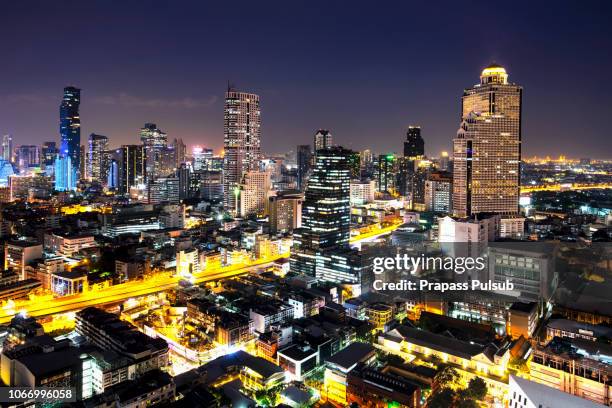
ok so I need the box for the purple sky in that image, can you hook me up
[1,1,611,158]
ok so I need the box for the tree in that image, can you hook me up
[428,388,455,408]
[455,397,479,408]
[434,366,460,388]
[466,377,487,400]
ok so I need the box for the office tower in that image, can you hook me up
[107,159,119,189]
[438,151,450,171]
[41,142,57,168]
[291,146,371,288]
[158,146,177,177]
[148,177,180,204]
[313,129,332,152]
[360,149,374,179]
[269,191,303,234]
[4,239,43,280]
[54,155,77,191]
[238,170,271,217]
[424,171,453,213]
[350,179,376,205]
[0,159,14,187]
[404,126,424,158]
[223,88,261,212]
[87,134,108,182]
[193,170,223,202]
[177,163,191,199]
[299,146,351,250]
[140,123,167,182]
[171,138,186,168]
[296,145,312,191]
[192,146,213,171]
[453,64,522,217]
[15,145,40,171]
[1,134,13,162]
[348,151,361,179]
[116,145,145,194]
[59,86,81,176]
[377,154,396,193]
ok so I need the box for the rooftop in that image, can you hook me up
[326,342,375,372]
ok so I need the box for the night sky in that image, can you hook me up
[1,1,611,158]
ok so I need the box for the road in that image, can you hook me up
[0,221,402,324]
[520,182,612,193]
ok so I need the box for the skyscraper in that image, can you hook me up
[223,88,261,212]
[54,155,77,191]
[296,144,312,191]
[453,64,522,217]
[87,133,109,183]
[140,123,167,182]
[299,146,351,250]
[41,142,58,168]
[192,146,214,171]
[1,134,13,162]
[313,129,332,152]
[172,138,186,168]
[15,145,40,171]
[404,126,424,158]
[377,154,396,193]
[115,145,146,194]
[291,146,371,288]
[59,87,81,176]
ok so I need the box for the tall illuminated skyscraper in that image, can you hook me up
[313,129,332,152]
[453,64,522,217]
[54,155,77,191]
[404,126,424,158]
[87,133,109,182]
[1,134,13,162]
[223,88,261,211]
[59,86,81,176]
[296,144,312,191]
[291,146,371,287]
[140,123,167,182]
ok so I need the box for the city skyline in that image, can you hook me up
[1,1,612,158]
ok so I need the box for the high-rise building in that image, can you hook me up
[15,145,40,171]
[424,171,452,213]
[192,146,214,171]
[41,142,57,169]
[296,145,312,191]
[177,163,191,200]
[438,151,450,171]
[453,64,522,217]
[269,191,303,234]
[313,129,332,152]
[299,146,351,250]
[59,87,81,177]
[404,126,424,158]
[223,89,261,212]
[148,177,180,204]
[1,134,13,162]
[377,154,396,193]
[54,155,77,191]
[239,170,271,217]
[291,146,372,289]
[171,138,186,168]
[87,134,108,183]
[115,145,145,194]
[140,123,168,182]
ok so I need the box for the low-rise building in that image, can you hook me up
[324,342,376,405]
[530,337,612,406]
[509,375,603,408]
